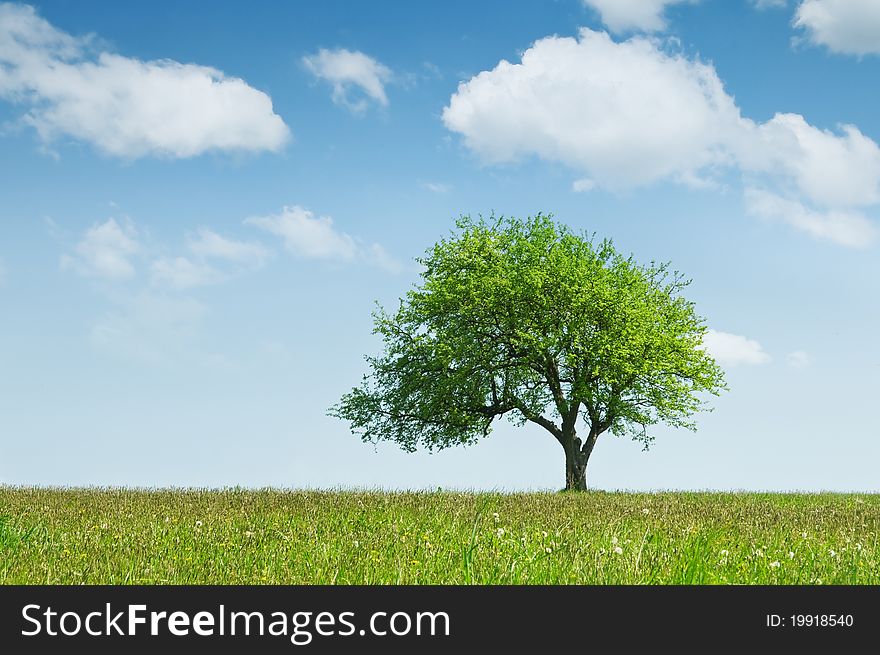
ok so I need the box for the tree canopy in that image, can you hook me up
[330,214,727,490]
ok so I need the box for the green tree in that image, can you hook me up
[330,214,726,490]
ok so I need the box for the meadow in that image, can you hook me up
[0,488,877,584]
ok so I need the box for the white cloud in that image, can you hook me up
[701,330,772,366]
[187,228,270,266]
[443,28,880,247]
[751,0,787,9]
[581,0,697,33]
[245,206,357,260]
[744,188,876,247]
[150,229,271,289]
[786,350,812,369]
[794,0,880,55]
[150,257,224,290]
[302,48,391,112]
[245,205,400,271]
[420,181,451,194]
[743,113,880,208]
[572,178,596,193]
[0,3,290,157]
[443,29,744,190]
[61,218,139,279]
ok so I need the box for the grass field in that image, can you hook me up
[1,488,877,584]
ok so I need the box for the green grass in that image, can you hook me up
[1,487,877,584]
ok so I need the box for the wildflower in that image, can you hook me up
[164,517,171,523]
[492,512,500,521]
[496,528,505,538]
[545,547,553,554]
[353,540,360,548]
[541,531,548,539]
[802,532,808,539]
[829,549,837,558]
[769,561,781,569]
[755,549,764,558]
[613,546,623,555]
[642,508,650,515]
[788,551,795,559]
[611,536,619,545]
[720,549,729,557]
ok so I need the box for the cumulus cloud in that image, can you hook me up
[0,3,290,157]
[187,228,270,266]
[794,0,880,55]
[743,114,880,208]
[744,188,876,248]
[581,0,697,33]
[245,205,400,271]
[245,206,357,260]
[150,229,271,289]
[302,48,391,112]
[443,28,880,246]
[443,29,744,190]
[61,218,139,279]
[701,330,772,367]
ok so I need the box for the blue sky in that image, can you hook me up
[1,0,879,491]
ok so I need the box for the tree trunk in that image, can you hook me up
[565,447,588,491]
[563,429,599,491]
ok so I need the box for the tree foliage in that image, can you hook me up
[330,214,727,489]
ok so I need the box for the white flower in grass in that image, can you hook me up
[613,546,623,555]
[496,528,505,538]
[611,536,619,545]
[195,520,203,527]
[545,547,553,554]
[642,508,650,515]
[720,549,729,557]
[492,512,500,522]
[755,549,764,558]
[829,549,837,558]
[788,551,795,559]
[769,561,781,569]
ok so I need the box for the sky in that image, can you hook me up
[1,0,879,492]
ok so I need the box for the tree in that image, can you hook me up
[330,214,727,490]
